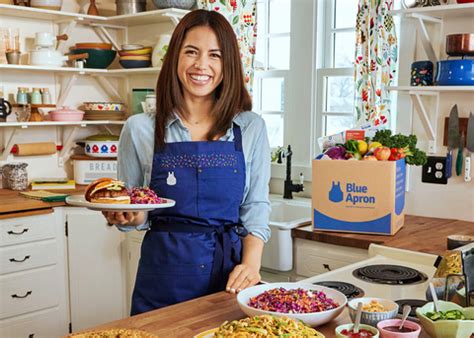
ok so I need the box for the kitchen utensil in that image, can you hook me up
[34,32,68,48]
[152,34,171,68]
[335,323,380,338]
[30,49,88,67]
[353,302,363,333]
[436,60,474,86]
[446,104,460,179]
[447,234,474,250]
[348,297,399,327]
[118,46,152,56]
[377,319,421,337]
[87,0,99,15]
[6,51,21,64]
[1,162,28,190]
[446,34,474,57]
[30,0,62,10]
[69,48,116,69]
[0,98,12,122]
[132,88,154,114]
[456,133,464,176]
[83,102,125,111]
[152,0,194,9]
[13,142,57,156]
[121,44,144,51]
[83,134,120,158]
[402,0,418,8]
[75,42,112,50]
[465,112,474,182]
[399,305,411,331]
[49,106,85,121]
[410,60,433,86]
[119,59,151,68]
[429,282,440,313]
[116,0,147,15]
[71,155,117,184]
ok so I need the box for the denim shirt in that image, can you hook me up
[116,111,271,242]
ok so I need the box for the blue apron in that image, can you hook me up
[131,124,247,315]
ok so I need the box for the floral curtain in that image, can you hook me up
[197,0,257,93]
[354,0,397,127]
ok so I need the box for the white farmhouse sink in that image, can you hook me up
[262,197,312,272]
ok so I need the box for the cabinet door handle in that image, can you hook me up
[11,291,32,299]
[7,228,29,235]
[9,255,30,263]
[323,264,332,271]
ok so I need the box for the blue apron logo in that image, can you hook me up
[329,181,344,203]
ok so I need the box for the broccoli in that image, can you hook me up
[372,130,427,166]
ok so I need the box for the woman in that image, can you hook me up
[103,9,271,315]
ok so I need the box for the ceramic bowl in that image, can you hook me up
[120,55,151,61]
[377,319,421,338]
[348,298,399,327]
[436,60,474,86]
[75,42,112,50]
[118,47,152,56]
[84,135,120,158]
[152,0,194,9]
[236,282,347,327]
[83,102,125,111]
[119,59,151,68]
[49,107,84,121]
[415,301,474,338]
[70,48,116,69]
[121,44,144,51]
[335,323,380,338]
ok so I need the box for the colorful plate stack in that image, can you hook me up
[119,44,152,69]
[83,102,127,121]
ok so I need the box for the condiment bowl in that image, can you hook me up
[415,300,474,338]
[335,323,380,338]
[377,319,421,338]
[236,282,347,327]
[348,298,399,327]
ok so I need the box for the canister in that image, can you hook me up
[410,60,433,86]
[1,162,28,190]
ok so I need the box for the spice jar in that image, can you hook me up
[1,162,28,190]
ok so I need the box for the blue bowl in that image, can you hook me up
[436,60,474,86]
[119,59,151,69]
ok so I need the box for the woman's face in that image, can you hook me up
[177,26,223,103]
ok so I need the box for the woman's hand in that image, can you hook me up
[226,263,261,294]
[101,211,145,227]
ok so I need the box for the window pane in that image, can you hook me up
[262,114,284,148]
[255,38,266,70]
[269,37,290,69]
[334,32,355,67]
[324,115,354,136]
[261,77,285,111]
[269,0,291,34]
[335,0,358,29]
[326,76,354,113]
[257,2,267,35]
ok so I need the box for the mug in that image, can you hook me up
[0,98,12,122]
[141,94,156,114]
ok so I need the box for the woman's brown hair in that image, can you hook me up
[154,9,252,150]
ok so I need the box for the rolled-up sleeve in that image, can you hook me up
[116,118,149,232]
[239,118,271,242]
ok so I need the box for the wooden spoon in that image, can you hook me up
[399,304,412,331]
[429,282,440,313]
[353,302,363,334]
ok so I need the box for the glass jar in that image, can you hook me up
[31,88,42,105]
[1,162,28,190]
[16,87,28,105]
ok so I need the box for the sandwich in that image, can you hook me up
[85,177,131,204]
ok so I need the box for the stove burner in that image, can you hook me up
[313,281,365,299]
[395,299,428,318]
[352,265,428,285]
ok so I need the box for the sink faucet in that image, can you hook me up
[283,145,304,199]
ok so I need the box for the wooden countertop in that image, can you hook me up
[292,215,474,256]
[78,291,430,338]
[0,186,86,216]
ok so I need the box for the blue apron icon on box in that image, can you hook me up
[329,181,343,203]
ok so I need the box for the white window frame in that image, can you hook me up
[253,0,291,150]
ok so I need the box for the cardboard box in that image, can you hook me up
[312,159,406,235]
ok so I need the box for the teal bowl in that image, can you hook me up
[70,48,116,69]
[119,59,151,69]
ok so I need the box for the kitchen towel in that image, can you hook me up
[14,142,56,156]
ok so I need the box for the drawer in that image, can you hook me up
[0,240,57,275]
[0,266,60,319]
[0,214,56,247]
[0,307,67,338]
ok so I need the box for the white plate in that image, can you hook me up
[66,194,175,211]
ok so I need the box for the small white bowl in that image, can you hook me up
[236,282,347,327]
[348,297,399,327]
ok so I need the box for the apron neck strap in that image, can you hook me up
[232,123,243,152]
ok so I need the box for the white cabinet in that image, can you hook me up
[294,238,368,277]
[65,208,127,333]
[0,211,69,338]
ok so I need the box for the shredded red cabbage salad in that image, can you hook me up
[248,287,339,314]
[129,187,162,204]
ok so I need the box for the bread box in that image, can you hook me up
[71,155,117,185]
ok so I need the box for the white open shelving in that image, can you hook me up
[389,3,474,20]
[0,64,161,76]
[388,86,474,92]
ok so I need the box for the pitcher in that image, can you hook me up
[0,98,12,122]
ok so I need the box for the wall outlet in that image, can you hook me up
[422,156,448,184]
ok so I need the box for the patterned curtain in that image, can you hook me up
[197,0,257,93]
[354,0,397,127]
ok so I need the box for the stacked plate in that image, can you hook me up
[119,44,152,68]
[83,101,127,121]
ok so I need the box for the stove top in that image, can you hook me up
[312,281,364,300]
[352,264,429,285]
[395,299,428,318]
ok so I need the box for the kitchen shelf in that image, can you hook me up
[388,86,474,92]
[0,64,161,77]
[389,3,474,20]
[0,4,187,26]
[0,120,125,165]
